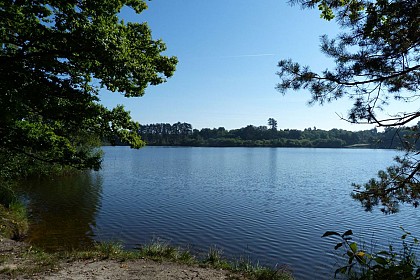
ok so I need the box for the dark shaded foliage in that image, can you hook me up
[137,122,419,150]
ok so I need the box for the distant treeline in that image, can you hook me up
[132,121,420,149]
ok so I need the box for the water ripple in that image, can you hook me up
[23,147,420,280]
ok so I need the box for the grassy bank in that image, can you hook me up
[0,202,28,240]
[94,240,293,280]
[0,238,293,280]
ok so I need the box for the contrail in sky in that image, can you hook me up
[187,53,278,60]
[221,53,277,58]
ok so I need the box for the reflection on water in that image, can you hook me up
[19,172,103,251]
[18,147,420,279]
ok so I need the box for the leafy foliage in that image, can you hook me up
[352,153,420,214]
[323,228,420,279]
[0,202,28,240]
[0,0,177,171]
[279,0,420,212]
[279,0,419,121]
[137,121,420,150]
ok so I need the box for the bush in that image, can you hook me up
[323,228,420,279]
[0,201,29,240]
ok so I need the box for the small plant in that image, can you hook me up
[138,239,179,260]
[0,201,28,240]
[178,249,195,264]
[25,247,58,267]
[234,256,256,273]
[323,227,420,279]
[205,246,223,265]
[202,246,232,270]
[233,257,293,280]
[252,268,293,280]
[94,241,124,259]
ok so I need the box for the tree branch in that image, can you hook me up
[369,111,420,127]
[312,65,420,87]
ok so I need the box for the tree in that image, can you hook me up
[268,118,278,131]
[0,0,177,171]
[277,0,419,213]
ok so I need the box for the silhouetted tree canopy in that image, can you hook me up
[0,0,177,171]
[268,118,278,131]
[277,0,420,213]
[137,121,418,150]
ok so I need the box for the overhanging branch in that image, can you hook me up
[312,65,420,87]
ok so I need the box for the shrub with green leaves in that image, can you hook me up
[0,202,28,240]
[323,228,420,279]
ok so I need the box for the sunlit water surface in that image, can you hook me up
[21,147,420,279]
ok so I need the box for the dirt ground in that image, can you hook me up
[0,238,244,280]
[38,259,236,280]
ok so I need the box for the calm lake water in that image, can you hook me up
[20,147,420,279]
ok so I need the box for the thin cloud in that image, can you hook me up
[221,53,277,58]
[183,53,278,61]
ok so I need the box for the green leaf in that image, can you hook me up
[374,256,388,266]
[349,242,358,253]
[334,266,348,277]
[355,251,367,264]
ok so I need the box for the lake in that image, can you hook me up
[20,147,420,279]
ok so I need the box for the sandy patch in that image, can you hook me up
[0,238,244,280]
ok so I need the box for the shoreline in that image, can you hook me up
[0,237,294,280]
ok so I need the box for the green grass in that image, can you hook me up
[65,241,138,261]
[0,201,29,240]
[202,246,231,269]
[69,239,294,279]
[136,241,294,279]
[24,247,60,272]
[137,238,196,264]
[201,247,293,280]
[0,237,294,280]
[0,246,60,278]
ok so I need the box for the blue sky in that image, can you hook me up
[99,0,413,131]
